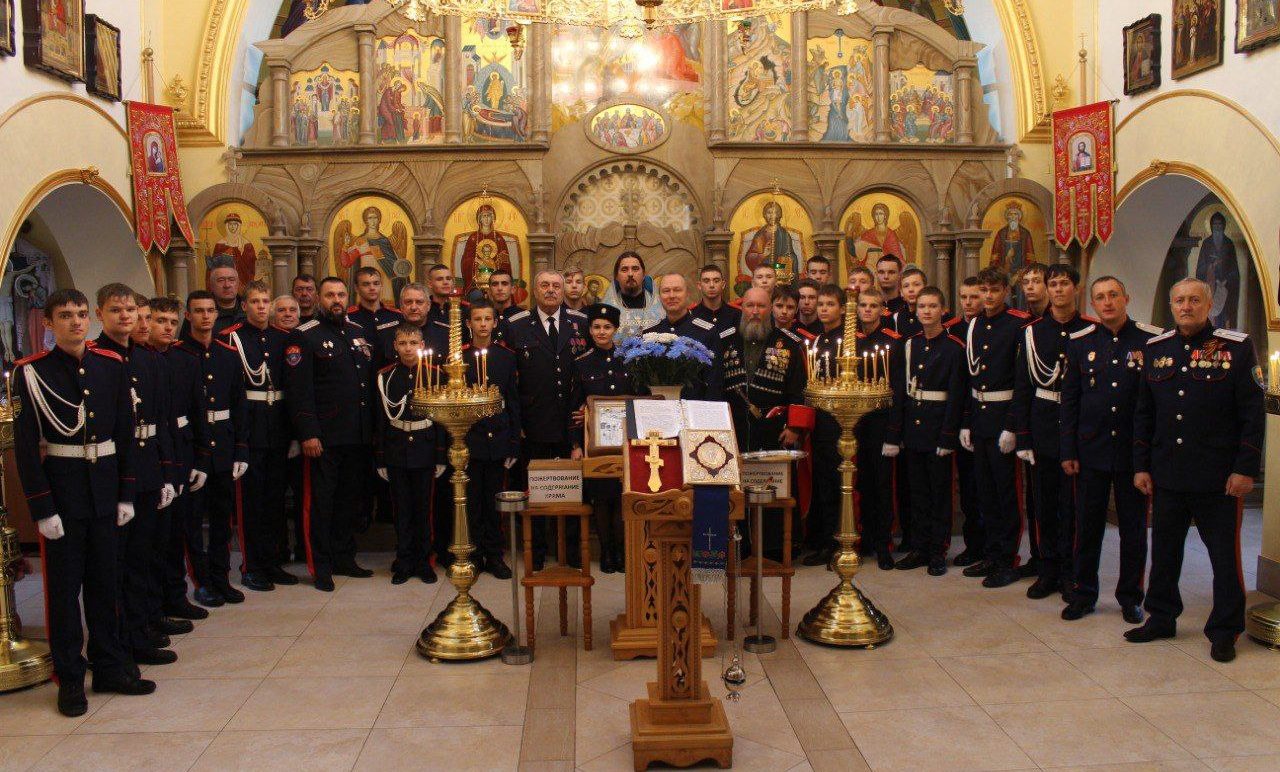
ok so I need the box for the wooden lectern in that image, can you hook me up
[626,486,740,771]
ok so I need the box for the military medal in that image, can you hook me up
[1088,351,1096,362]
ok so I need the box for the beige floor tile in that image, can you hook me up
[186,604,322,638]
[0,683,103,736]
[190,728,369,771]
[155,636,294,680]
[1173,640,1280,691]
[839,706,1034,772]
[305,601,431,638]
[270,634,414,679]
[328,573,444,606]
[937,651,1109,705]
[802,747,872,772]
[376,673,528,728]
[1059,645,1242,697]
[354,726,522,771]
[1123,691,1280,758]
[1257,689,1280,708]
[574,686,632,766]
[0,735,60,771]
[908,613,1051,657]
[1204,755,1280,771]
[226,676,395,731]
[576,661,658,702]
[808,657,974,713]
[519,708,573,762]
[1050,762,1210,771]
[986,698,1193,767]
[578,737,803,772]
[779,699,857,754]
[518,761,575,772]
[32,732,215,772]
[721,679,804,756]
[77,678,258,734]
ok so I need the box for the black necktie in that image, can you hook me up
[546,314,557,343]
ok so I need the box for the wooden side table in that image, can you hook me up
[520,502,595,652]
[728,497,796,640]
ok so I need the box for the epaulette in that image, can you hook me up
[89,347,123,362]
[346,304,359,314]
[385,303,400,312]
[220,322,243,335]
[14,350,49,367]
[880,308,891,317]
[1213,328,1248,342]
[85,339,98,348]
[1082,315,1100,324]
[508,309,531,322]
[1070,324,1096,340]
[691,317,714,331]
[1008,308,1031,319]
[377,320,400,331]
[566,308,587,319]
[495,340,514,353]
[1147,329,1175,344]
[1022,316,1042,329]
[881,327,901,339]
[345,319,365,330]
[170,340,198,355]
[687,302,700,311]
[461,343,473,351]
[575,348,595,361]
[719,326,737,339]
[944,316,965,328]
[215,339,237,352]
[378,363,397,374]
[1135,321,1162,335]
[296,319,319,332]
[778,328,801,343]
[271,324,292,334]
[795,328,817,341]
[946,334,965,346]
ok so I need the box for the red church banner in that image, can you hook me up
[125,102,195,253]
[1052,101,1117,247]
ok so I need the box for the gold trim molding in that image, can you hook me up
[177,0,247,147]
[993,0,1050,143]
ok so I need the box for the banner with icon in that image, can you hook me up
[125,102,195,253]
[1052,101,1116,248]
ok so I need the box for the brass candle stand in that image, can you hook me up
[796,295,895,647]
[0,396,55,691]
[1246,368,1280,649]
[409,298,510,661]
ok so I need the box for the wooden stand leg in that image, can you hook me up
[583,586,593,651]
[559,588,568,637]
[782,576,791,639]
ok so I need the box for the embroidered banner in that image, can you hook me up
[125,102,195,253]
[1052,101,1116,247]
[691,485,731,584]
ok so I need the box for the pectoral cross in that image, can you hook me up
[631,430,676,493]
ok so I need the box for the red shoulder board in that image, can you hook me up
[687,303,699,311]
[221,322,243,335]
[1082,315,1100,324]
[1021,316,1041,329]
[346,304,359,313]
[215,339,237,352]
[882,328,901,339]
[85,339,98,348]
[796,328,817,341]
[461,344,473,352]
[729,299,743,309]
[89,347,123,362]
[378,363,396,374]
[271,324,291,333]
[1008,308,1031,319]
[495,340,515,353]
[14,350,49,367]
[944,316,964,328]
[947,334,965,346]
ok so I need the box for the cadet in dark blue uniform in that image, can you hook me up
[347,267,401,534]
[644,273,725,399]
[284,277,376,592]
[1060,276,1159,623]
[221,280,298,592]
[425,264,470,357]
[180,291,249,607]
[801,284,848,567]
[572,303,641,573]
[885,287,966,576]
[1011,264,1094,601]
[960,267,1032,588]
[374,323,444,585]
[507,270,590,569]
[691,265,742,340]
[875,255,908,316]
[14,288,155,717]
[463,300,519,579]
[1128,278,1264,663]
[950,278,985,566]
[92,285,178,667]
[485,269,521,344]
[889,267,927,337]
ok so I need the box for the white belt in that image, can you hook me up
[207,409,230,423]
[177,416,189,429]
[45,440,116,461]
[389,418,432,432]
[971,388,1013,403]
[246,389,284,404]
[910,389,949,402]
[1034,388,1061,403]
[134,423,157,440]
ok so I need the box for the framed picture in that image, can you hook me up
[85,15,121,101]
[22,0,84,82]
[1236,0,1280,52]
[586,395,658,457]
[1171,0,1224,79]
[1123,15,1162,95]
[0,0,14,58]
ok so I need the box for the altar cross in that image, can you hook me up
[631,430,676,493]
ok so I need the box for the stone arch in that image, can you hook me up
[556,157,703,233]
[967,177,1053,229]
[188,182,289,235]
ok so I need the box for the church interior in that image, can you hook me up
[4,0,1280,769]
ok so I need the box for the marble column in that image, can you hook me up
[262,235,299,294]
[296,237,324,277]
[811,232,842,266]
[872,25,893,143]
[413,235,444,282]
[356,25,377,146]
[531,23,550,144]
[444,16,462,143]
[704,230,733,276]
[528,232,555,275]
[926,232,956,302]
[165,235,194,301]
[954,229,989,284]
[707,21,726,143]
[269,59,290,148]
[956,59,976,144]
[790,12,809,140]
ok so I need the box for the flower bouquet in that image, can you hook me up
[618,333,714,397]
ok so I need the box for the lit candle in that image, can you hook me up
[482,348,489,387]
[427,349,435,390]
[4,370,10,406]
[881,350,889,382]
[1271,352,1279,391]
[416,349,424,389]
[871,346,879,382]
[862,352,868,383]
[823,352,831,380]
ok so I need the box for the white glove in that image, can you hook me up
[176,484,185,497]
[158,483,177,510]
[232,461,248,480]
[117,502,135,527]
[189,469,208,492]
[881,443,900,458]
[1016,449,1036,465]
[38,515,65,541]
[287,441,300,459]
[959,429,973,452]
[936,448,953,457]
[504,457,517,470]
[377,467,388,482]
[998,430,1016,454]
[435,464,447,479]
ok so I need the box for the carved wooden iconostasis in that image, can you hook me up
[178,1,1062,308]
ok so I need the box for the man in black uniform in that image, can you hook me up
[884,286,966,576]
[425,264,468,354]
[93,285,179,667]
[486,269,521,343]
[180,291,249,607]
[1060,275,1159,623]
[1128,277,1263,663]
[1012,264,1093,601]
[848,288,902,567]
[221,280,297,592]
[801,284,847,567]
[951,277,985,566]
[889,267,927,337]
[284,277,376,591]
[691,264,741,339]
[347,266,401,529]
[292,274,318,324]
[959,267,1032,588]
[645,273,724,397]
[806,255,832,285]
[875,255,907,315]
[506,270,589,570]
[795,279,822,335]
[14,288,156,716]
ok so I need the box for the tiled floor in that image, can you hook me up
[3,508,1279,771]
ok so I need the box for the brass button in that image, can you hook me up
[88,411,95,418]
[1176,438,1183,445]
[78,368,85,375]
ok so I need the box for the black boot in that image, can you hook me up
[58,680,88,717]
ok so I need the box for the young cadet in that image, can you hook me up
[92,285,178,668]
[1012,264,1093,601]
[462,300,519,579]
[751,264,778,295]
[690,264,742,339]
[181,291,249,607]
[796,279,822,334]
[802,283,850,566]
[771,285,812,341]
[847,265,874,297]
[875,255,907,314]
[14,288,156,716]
[374,323,443,585]
[1060,276,1158,624]
[487,269,520,343]
[1019,263,1049,318]
[572,303,639,573]
[890,267,928,336]
[348,265,404,335]
[951,277,985,566]
[884,286,966,576]
[806,255,833,285]
[1014,261,1050,578]
[148,297,210,623]
[221,280,297,592]
[959,267,1031,588]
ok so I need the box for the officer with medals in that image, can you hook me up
[1011,264,1094,601]
[220,280,298,592]
[690,264,741,339]
[1060,275,1159,623]
[1128,278,1264,663]
[284,277,376,592]
[14,288,156,716]
[959,267,1032,589]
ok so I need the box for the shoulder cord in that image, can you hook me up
[1024,326,1060,388]
[229,330,270,388]
[377,368,408,422]
[22,364,85,439]
[965,317,981,377]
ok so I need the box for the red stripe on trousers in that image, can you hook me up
[234,478,247,574]
[301,458,316,578]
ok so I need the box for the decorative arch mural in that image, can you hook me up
[443,194,531,303]
[196,201,272,289]
[327,194,415,304]
[978,194,1049,275]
